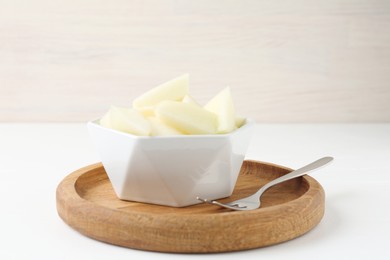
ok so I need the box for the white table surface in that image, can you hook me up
[1,123,389,259]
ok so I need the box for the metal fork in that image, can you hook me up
[197,157,333,211]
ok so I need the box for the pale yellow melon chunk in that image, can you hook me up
[99,111,112,128]
[156,101,217,135]
[136,106,155,117]
[108,106,151,136]
[148,117,183,136]
[204,87,236,134]
[235,116,246,128]
[182,95,201,107]
[133,74,189,109]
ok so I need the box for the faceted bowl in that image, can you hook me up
[87,119,255,207]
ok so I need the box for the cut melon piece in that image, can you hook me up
[156,101,217,135]
[235,116,246,128]
[108,106,151,136]
[136,106,155,117]
[148,117,183,136]
[182,95,201,107]
[100,110,112,128]
[204,87,236,134]
[133,74,189,109]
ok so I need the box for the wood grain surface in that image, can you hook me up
[56,160,325,253]
[1,0,390,122]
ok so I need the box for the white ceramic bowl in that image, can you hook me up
[87,119,255,207]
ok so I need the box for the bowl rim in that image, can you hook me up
[88,118,255,139]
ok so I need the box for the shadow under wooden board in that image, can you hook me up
[56,160,325,253]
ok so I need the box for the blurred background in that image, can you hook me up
[1,0,389,123]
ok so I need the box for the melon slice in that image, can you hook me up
[204,87,236,134]
[182,94,201,107]
[100,111,112,128]
[106,106,151,136]
[235,116,246,128]
[148,117,183,136]
[133,74,189,109]
[156,101,217,135]
[136,106,155,117]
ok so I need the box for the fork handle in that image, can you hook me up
[254,157,333,198]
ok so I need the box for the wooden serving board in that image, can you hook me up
[56,160,325,253]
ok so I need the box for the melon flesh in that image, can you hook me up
[148,117,183,136]
[100,111,112,128]
[136,106,155,117]
[182,95,201,107]
[98,75,245,136]
[156,101,217,135]
[105,106,151,136]
[133,74,189,109]
[204,87,236,134]
[235,116,246,128]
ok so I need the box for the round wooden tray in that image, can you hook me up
[56,160,325,253]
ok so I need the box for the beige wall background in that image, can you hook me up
[1,0,390,123]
